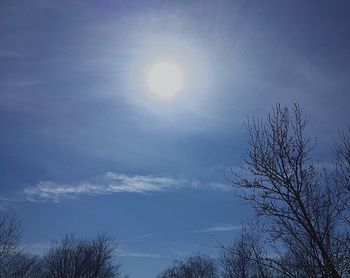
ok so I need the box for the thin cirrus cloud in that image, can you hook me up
[119,250,164,259]
[189,224,241,233]
[22,172,199,203]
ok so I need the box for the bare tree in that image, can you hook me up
[0,252,43,278]
[0,210,21,272]
[157,254,218,278]
[0,210,44,277]
[335,127,350,194]
[231,104,350,277]
[42,234,120,278]
[0,210,20,257]
[219,224,271,278]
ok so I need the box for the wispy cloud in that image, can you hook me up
[208,182,232,191]
[21,172,232,203]
[189,224,241,234]
[22,172,196,203]
[0,196,23,208]
[119,250,164,258]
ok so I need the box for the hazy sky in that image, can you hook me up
[1,1,350,277]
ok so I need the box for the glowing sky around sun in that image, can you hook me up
[147,62,184,98]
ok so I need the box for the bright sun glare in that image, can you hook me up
[147,62,184,97]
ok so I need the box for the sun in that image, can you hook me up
[147,62,184,97]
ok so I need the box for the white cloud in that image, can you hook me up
[21,172,232,203]
[119,250,164,258]
[189,224,241,233]
[208,182,232,192]
[23,172,195,203]
[0,196,22,208]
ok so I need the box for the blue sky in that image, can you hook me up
[1,1,350,277]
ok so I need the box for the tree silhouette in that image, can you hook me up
[219,224,270,278]
[0,210,21,274]
[42,234,121,278]
[231,103,350,277]
[158,254,218,278]
[1,252,42,278]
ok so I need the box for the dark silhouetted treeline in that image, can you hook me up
[0,211,121,277]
